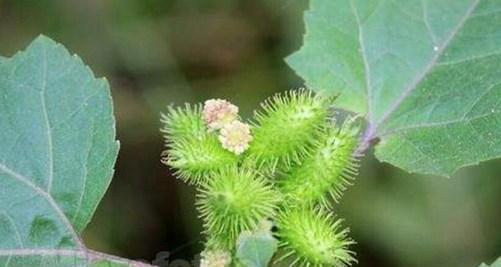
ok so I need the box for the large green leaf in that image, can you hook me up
[0,36,147,266]
[287,0,501,176]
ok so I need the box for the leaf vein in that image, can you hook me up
[39,44,54,194]
[350,0,373,121]
[421,0,438,45]
[462,81,501,119]
[71,116,96,226]
[437,50,501,67]
[381,109,500,136]
[0,212,24,249]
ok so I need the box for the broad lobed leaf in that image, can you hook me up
[288,0,501,176]
[0,36,121,266]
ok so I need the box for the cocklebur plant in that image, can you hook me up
[161,90,361,267]
[4,1,501,265]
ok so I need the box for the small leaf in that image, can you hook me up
[288,0,501,176]
[479,257,501,267]
[236,229,278,267]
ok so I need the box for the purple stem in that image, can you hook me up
[356,122,376,156]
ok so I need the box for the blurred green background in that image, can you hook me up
[1,1,500,266]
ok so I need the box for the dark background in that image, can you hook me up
[1,1,500,266]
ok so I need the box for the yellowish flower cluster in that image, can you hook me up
[203,99,239,131]
[203,99,252,155]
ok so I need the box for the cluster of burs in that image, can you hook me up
[161,90,361,267]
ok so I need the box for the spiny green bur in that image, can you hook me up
[247,90,331,171]
[161,104,239,184]
[276,208,355,267]
[161,90,361,266]
[197,167,280,250]
[278,118,361,208]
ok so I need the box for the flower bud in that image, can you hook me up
[219,120,253,155]
[203,99,239,131]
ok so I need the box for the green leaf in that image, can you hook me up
[91,260,129,267]
[479,257,501,267]
[287,0,501,176]
[0,36,148,266]
[236,228,278,267]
